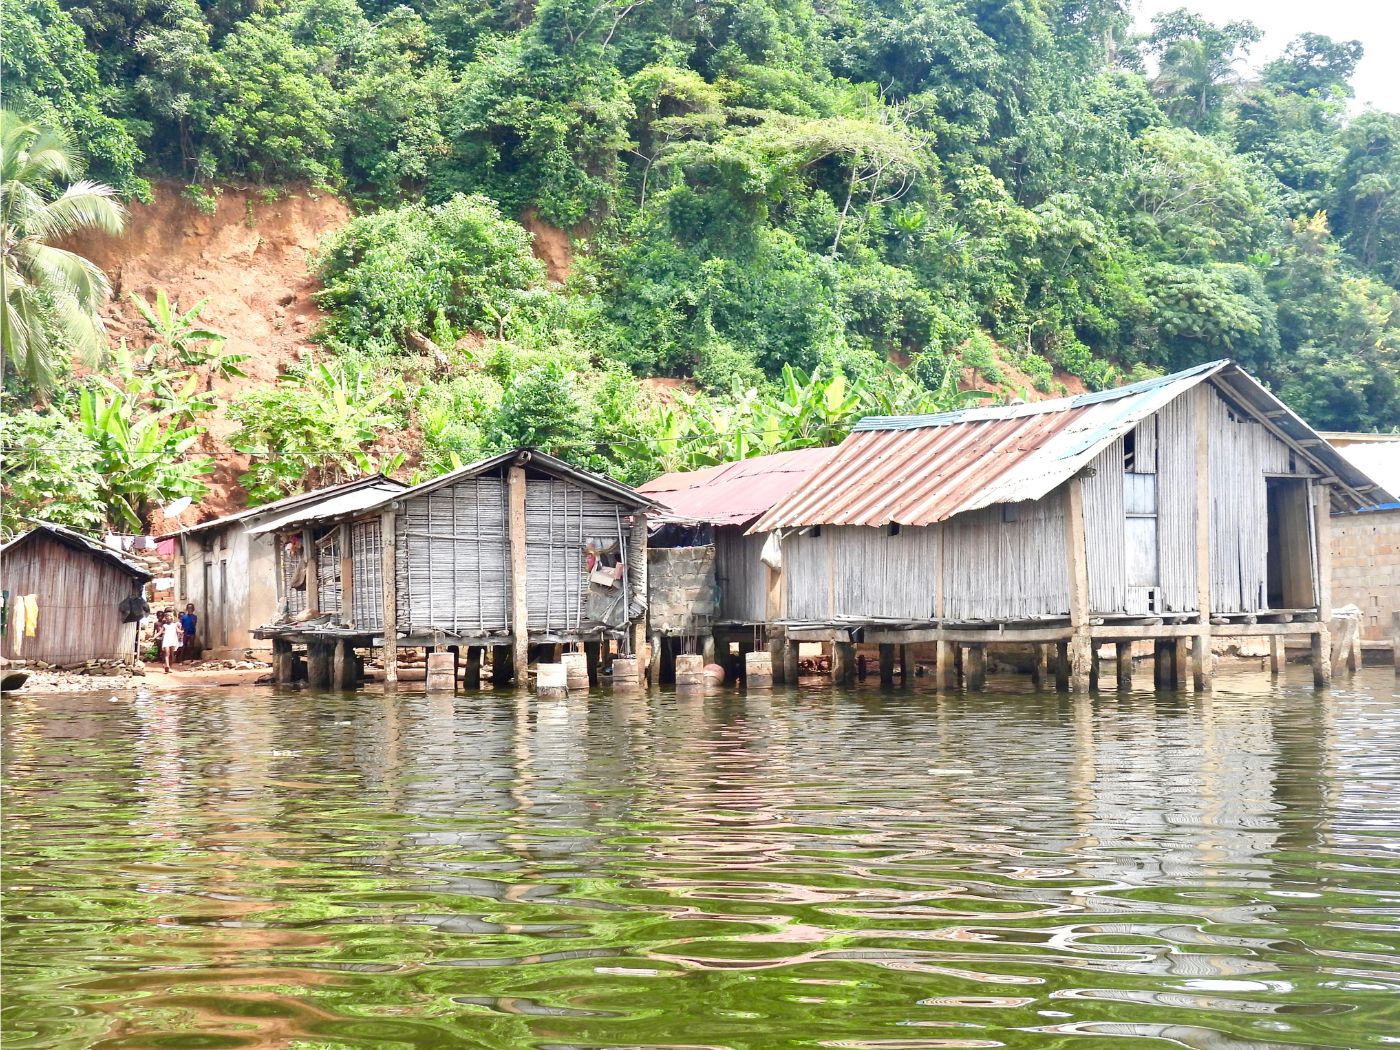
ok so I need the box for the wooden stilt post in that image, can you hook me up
[878,643,896,686]
[1269,634,1283,675]
[331,640,355,690]
[1031,644,1047,689]
[1115,641,1133,690]
[1054,641,1069,692]
[339,523,354,627]
[899,643,914,685]
[273,638,293,684]
[493,644,514,687]
[1175,637,1191,691]
[1088,646,1100,692]
[585,639,601,685]
[650,632,663,686]
[768,634,786,685]
[784,638,800,684]
[507,461,530,688]
[1153,640,1172,689]
[966,644,986,691]
[380,508,398,685]
[303,528,320,617]
[1065,475,1093,693]
[832,641,856,686]
[1313,482,1332,688]
[465,646,482,689]
[1193,384,1212,692]
[936,639,957,690]
[307,643,330,689]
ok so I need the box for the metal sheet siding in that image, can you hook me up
[1,535,141,664]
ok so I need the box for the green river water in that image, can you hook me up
[4,668,1399,1049]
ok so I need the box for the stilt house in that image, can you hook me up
[749,360,1393,691]
[176,475,405,654]
[639,447,834,679]
[1,523,152,666]
[253,448,656,688]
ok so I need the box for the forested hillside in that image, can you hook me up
[4,0,1398,531]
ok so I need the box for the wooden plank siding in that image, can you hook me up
[715,528,769,623]
[1,534,144,664]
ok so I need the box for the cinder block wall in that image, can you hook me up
[1332,508,1400,640]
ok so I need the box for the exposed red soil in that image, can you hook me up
[521,207,575,282]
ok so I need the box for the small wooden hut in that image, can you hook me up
[252,448,656,690]
[639,447,834,682]
[1,523,152,666]
[749,360,1393,691]
[176,475,405,655]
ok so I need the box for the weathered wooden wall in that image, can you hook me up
[395,477,509,634]
[1,536,142,664]
[317,532,342,616]
[349,520,383,630]
[716,527,769,623]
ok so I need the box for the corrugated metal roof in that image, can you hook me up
[2,522,153,581]
[751,360,1393,532]
[246,480,413,535]
[638,447,836,526]
[253,447,658,533]
[180,475,406,534]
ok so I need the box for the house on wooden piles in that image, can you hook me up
[252,448,658,691]
[176,475,406,656]
[638,447,834,683]
[748,360,1394,692]
[2,523,152,666]
[1325,434,1400,666]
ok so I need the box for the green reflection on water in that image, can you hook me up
[4,668,1400,1049]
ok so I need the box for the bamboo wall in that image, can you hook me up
[350,520,383,630]
[395,477,509,634]
[317,533,341,616]
[1,535,143,664]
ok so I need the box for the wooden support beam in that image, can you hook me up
[768,634,786,685]
[1313,482,1332,688]
[272,638,294,684]
[465,646,482,689]
[507,463,529,685]
[1065,476,1093,693]
[585,640,601,686]
[339,523,354,628]
[650,632,665,685]
[936,639,957,690]
[899,643,914,685]
[863,626,1072,645]
[1194,383,1212,693]
[1031,644,1048,690]
[784,639,800,684]
[965,644,986,691]
[1054,641,1069,692]
[492,644,514,687]
[1269,635,1283,676]
[878,643,896,686]
[1153,639,1175,690]
[331,639,356,690]
[307,643,330,689]
[380,509,397,685]
[303,528,320,616]
[1175,636,1191,691]
[832,641,856,686]
[1115,641,1133,690]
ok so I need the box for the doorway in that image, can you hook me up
[1265,478,1314,610]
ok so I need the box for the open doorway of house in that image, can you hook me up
[1265,477,1314,610]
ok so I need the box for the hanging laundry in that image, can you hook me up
[22,595,38,637]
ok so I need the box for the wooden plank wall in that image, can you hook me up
[1083,436,1128,615]
[349,520,383,630]
[716,528,769,623]
[942,493,1069,620]
[396,477,510,634]
[1,537,141,664]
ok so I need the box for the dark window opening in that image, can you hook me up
[1001,504,1019,523]
[1266,477,1314,609]
[888,522,901,536]
[1123,429,1136,471]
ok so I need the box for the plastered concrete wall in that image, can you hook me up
[179,524,279,653]
[1332,508,1400,640]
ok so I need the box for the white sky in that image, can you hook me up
[1131,0,1400,112]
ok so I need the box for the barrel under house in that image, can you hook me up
[254,448,656,691]
[750,360,1393,692]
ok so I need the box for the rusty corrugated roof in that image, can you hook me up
[639,447,837,526]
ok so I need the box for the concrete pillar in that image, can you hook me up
[675,653,706,691]
[536,662,567,699]
[465,646,482,689]
[831,642,856,686]
[610,656,641,692]
[426,652,455,692]
[702,633,717,666]
[936,640,957,690]
[965,644,986,691]
[784,639,800,684]
[1115,641,1133,690]
[878,643,896,686]
[562,650,590,691]
[1067,634,1092,693]
[306,643,331,689]
[745,650,773,688]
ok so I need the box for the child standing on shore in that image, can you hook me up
[160,613,182,673]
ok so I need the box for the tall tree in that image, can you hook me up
[1,111,126,392]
